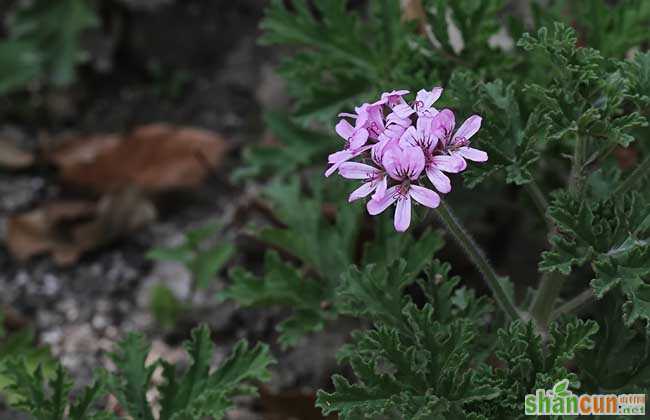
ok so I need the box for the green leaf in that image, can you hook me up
[337,261,413,328]
[0,0,98,93]
[0,328,56,406]
[191,244,235,289]
[146,246,194,264]
[185,222,221,247]
[541,191,649,276]
[208,339,274,390]
[158,325,274,420]
[68,381,106,420]
[221,251,328,347]
[592,244,650,326]
[0,358,106,420]
[106,333,156,420]
[0,40,42,93]
[234,112,334,181]
[159,325,213,420]
[150,285,184,328]
[548,319,599,369]
[320,264,499,419]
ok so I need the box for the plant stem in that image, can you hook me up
[550,289,594,321]
[529,271,564,329]
[434,201,521,321]
[524,181,550,227]
[613,155,650,198]
[569,133,587,196]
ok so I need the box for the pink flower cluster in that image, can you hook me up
[325,88,487,232]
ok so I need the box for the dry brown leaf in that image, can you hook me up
[0,138,34,170]
[47,134,122,168]
[6,189,156,265]
[48,124,228,193]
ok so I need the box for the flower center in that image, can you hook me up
[395,182,410,198]
[369,122,381,137]
[414,100,424,111]
[449,136,469,151]
[364,171,381,183]
[417,133,435,150]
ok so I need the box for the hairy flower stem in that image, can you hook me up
[569,133,587,196]
[529,272,564,329]
[613,155,650,197]
[531,134,589,328]
[434,201,521,321]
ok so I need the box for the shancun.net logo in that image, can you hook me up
[525,379,646,416]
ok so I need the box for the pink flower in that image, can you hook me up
[325,118,370,177]
[392,87,443,120]
[339,138,398,202]
[432,109,488,171]
[353,102,386,141]
[367,146,440,232]
[400,116,464,193]
[325,88,487,232]
[380,89,409,109]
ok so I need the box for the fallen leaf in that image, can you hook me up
[48,124,228,193]
[47,134,122,168]
[0,138,34,170]
[6,189,156,265]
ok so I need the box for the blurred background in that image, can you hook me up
[0,1,314,418]
[1,0,642,418]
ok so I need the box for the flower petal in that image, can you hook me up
[454,115,482,141]
[371,175,388,200]
[325,160,343,177]
[425,167,451,193]
[458,146,488,162]
[338,162,380,179]
[402,146,425,180]
[383,146,425,181]
[392,103,415,119]
[431,109,455,143]
[416,87,443,109]
[348,128,369,150]
[399,126,419,148]
[349,182,375,202]
[416,113,433,133]
[386,112,412,127]
[335,119,355,140]
[367,186,397,215]
[431,155,465,173]
[379,123,407,143]
[447,152,467,171]
[328,150,353,164]
[381,89,409,100]
[394,195,412,232]
[410,184,441,208]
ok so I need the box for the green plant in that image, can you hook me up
[2,324,274,419]
[0,0,98,94]
[147,223,235,327]
[220,1,650,418]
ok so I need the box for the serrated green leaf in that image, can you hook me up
[107,333,156,420]
[191,244,235,289]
